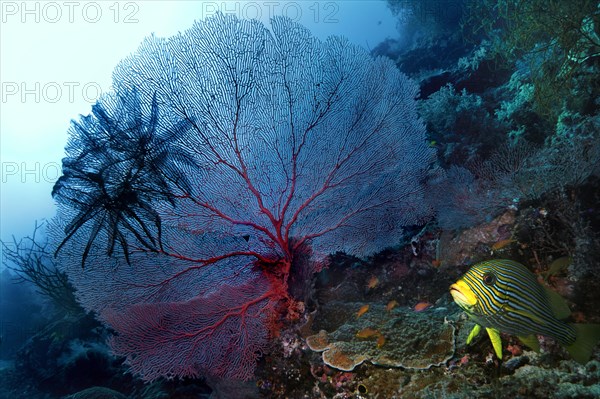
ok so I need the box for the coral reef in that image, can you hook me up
[3,2,600,398]
[306,303,455,371]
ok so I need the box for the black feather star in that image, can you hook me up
[52,90,195,268]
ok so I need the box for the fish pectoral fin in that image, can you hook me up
[543,286,571,320]
[517,334,540,352]
[486,327,503,359]
[466,324,482,345]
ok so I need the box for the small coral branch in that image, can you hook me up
[2,221,82,315]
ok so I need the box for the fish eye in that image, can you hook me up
[482,272,496,286]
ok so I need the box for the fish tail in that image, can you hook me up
[565,323,600,364]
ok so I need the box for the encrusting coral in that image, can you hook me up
[306,303,455,371]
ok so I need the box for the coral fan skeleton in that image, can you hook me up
[50,14,433,382]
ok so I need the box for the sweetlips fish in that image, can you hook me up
[450,259,600,363]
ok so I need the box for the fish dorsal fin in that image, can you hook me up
[543,286,571,320]
[486,327,503,359]
[517,334,540,352]
[466,324,482,345]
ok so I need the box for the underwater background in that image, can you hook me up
[1,1,600,398]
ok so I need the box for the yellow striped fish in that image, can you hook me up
[450,259,600,363]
